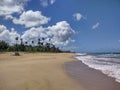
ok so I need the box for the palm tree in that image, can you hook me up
[15,37,18,51]
[42,37,45,41]
[20,38,25,51]
[38,38,40,41]
[24,41,28,52]
[31,40,34,52]
[15,37,18,43]
[32,41,34,46]
[15,37,20,56]
[38,38,40,46]
[20,38,23,45]
[25,41,28,45]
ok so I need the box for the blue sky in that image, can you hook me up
[0,0,120,52]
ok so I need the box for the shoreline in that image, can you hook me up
[64,57,120,90]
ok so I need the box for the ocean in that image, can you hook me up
[76,53,120,83]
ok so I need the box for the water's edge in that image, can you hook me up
[64,60,120,90]
[75,53,120,83]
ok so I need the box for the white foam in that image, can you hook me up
[76,53,87,56]
[76,54,120,83]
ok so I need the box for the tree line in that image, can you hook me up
[0,37,62,53]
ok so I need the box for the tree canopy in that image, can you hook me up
[0,38,62,53]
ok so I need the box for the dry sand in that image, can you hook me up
[0,52,84,90]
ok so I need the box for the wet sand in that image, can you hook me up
[0,53,84,90]
[64,60,120,90]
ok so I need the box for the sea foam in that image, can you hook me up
[76,53,120,83]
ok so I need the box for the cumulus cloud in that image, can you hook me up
[0,21,75,46]
[13,10,50,28]
[21,21,75,46]
[40,0,56,7]
[0,0,29,17]
[21,27,48,45]
[4,15,13,20]
[0,25,7,33]
[47,21,75,45]
[73,13,82,21]
[0,25,20,45]
[92,22,100,30]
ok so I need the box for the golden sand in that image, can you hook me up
[0,53,84,90]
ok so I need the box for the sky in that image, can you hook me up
[0,0,120,52]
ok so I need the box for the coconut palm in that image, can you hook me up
[38,38,40,46]
[15,37,18,51]
[25,41,27,45]
[15,37,18,44]
[15,37,20,56]
[42,37,45,41]
[32,41,34,46]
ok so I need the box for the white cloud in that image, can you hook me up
[21,21,75,46]
[0,0,29,17]
[0,25,20,45]
[47,21,75,45]
[0,21,75,46]
[4,15,13,20]
[40,0,48,7]
[13,10,50,28]
[50,0,56,4]
[73,13,82,21]
[21,27,48,45]
[92,22,100,30]
[40,0,56,7]
[0,25,7,33]
[118,40,120,42]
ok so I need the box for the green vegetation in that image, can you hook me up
[0,37,62,53]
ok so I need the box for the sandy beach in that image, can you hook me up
[0,53,84,90]
[0,53,120,90]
